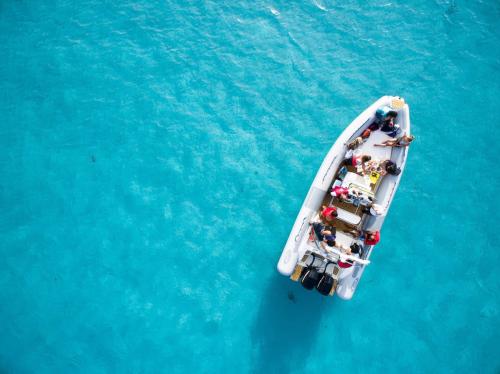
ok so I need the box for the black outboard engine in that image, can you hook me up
[316,276,334,296]
[301,268,321,290]
[300,253,321,290]
[316,262,336,296]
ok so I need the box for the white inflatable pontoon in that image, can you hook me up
[277,96,411,300]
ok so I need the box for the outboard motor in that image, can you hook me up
[300,253,322,290]
[316,274,334,295]
[301,268,321,290]
[316,262,337,296]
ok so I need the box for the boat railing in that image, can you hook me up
[322,155,338,183]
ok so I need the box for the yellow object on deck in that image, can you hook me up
[370,171,381,185]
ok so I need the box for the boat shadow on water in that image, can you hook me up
[251,273,335,373]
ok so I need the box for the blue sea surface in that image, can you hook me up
[1,0,499,372]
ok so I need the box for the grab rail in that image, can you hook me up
[294,216,308,242]
[322,156,337,183]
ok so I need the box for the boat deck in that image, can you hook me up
[316,125,396,247]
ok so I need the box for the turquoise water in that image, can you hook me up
[1,0,499,372]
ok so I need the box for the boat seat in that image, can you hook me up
[336,207,361,225]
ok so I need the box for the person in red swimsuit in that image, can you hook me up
[321,205,338,223]
[364,231,380,245]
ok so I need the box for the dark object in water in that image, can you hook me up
[91,155,96,163]
[287,291,296,303]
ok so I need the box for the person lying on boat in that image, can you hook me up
[330,186,349,200]
[342,154,372,174]
[347,129,371,150]
[321,205,338,223]
[375,133,414,148]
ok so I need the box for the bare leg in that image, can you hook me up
[375,140,397,147]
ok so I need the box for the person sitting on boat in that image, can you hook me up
[338,243,361,268]
[311,222,336,247]
[342,154,372,174]
[362,203,385,217]
[375,133,415,148]
[369,106,398,134]
[380,112,399,136]
[321,205,338,223]
[380,160,402,176]
[363,230,380,245]
[331,186,349,200]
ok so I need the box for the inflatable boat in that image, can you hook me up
[277,96,411,300]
